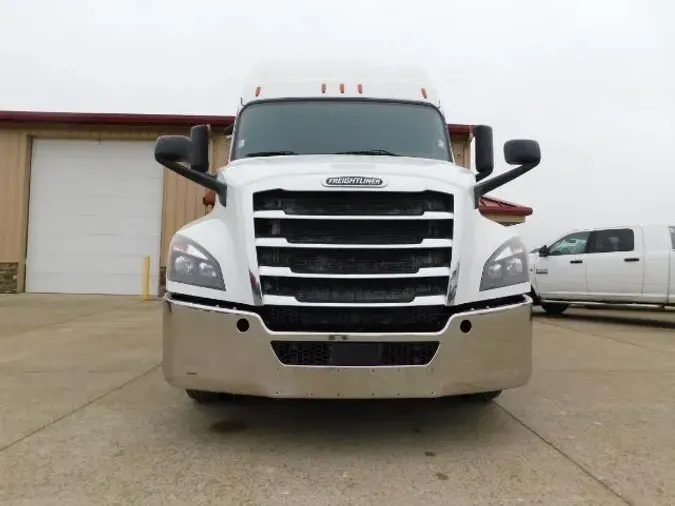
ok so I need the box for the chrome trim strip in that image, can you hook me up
[253,210,454,220]
[254,238,453,249]
[446,261,460,305]
[261,294,449,307]
[258,266,451,279]
[248,269,263,305]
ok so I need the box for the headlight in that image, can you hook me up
[167,236,225,290]
[480,237,529,291]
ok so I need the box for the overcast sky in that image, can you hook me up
[1,0,673,247]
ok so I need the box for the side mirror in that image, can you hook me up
[153,124,210,172]
[154,135,192,165]
[474,125,494,182]
[538,245,549,257]
[189,125,210,173]
[472,135,542,207]
[155,124,228,206]
[504,139,541,165]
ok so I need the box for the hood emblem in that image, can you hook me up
[322,176,386,188]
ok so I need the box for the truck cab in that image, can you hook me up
[153,61,542,404]
[530,224,675,313]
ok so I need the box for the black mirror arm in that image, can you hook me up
[473,162,539,208]
[155,154,228,206]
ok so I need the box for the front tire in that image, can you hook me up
[466,390,502,402]
[186,389,222,404]
[541,302,569,315]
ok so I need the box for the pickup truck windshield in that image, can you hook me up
[230,99,452,162]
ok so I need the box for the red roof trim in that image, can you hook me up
[0,110,474,134]
[479,196,533,216]
[0,110,237,127]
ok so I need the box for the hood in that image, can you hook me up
[219,154,475,191]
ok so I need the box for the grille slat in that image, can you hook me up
[254,190,453,216]
[257,247,450,275]
[271,341,439,366]
[261,276,448,303]
[255,218,453,245]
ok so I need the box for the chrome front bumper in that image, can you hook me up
[162,296,533,399]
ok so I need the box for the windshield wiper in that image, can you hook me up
[245,150,297,157]
[334,149,400,156]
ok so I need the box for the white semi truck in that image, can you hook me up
[155,62,542,404]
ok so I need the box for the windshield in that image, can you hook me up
[230,99,452,162]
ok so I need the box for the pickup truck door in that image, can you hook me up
[533,231,590,299]
[585,227,644,301]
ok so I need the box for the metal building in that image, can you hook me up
[0,110,532,295]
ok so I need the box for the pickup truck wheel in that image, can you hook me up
[541,302,569,315]
[466,390,502,402]
[186,389,222,404]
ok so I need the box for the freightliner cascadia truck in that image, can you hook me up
[154,61,542,404]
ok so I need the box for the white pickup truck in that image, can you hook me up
[529,224,675,314]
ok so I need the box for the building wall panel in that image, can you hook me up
[450,134,470,169]
[212,135,231,170]
[0,130,29,262]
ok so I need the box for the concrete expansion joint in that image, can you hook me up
[494,402,633,505]
[0,365,160,454]
[536,319,673,355]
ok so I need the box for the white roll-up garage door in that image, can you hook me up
[25,139,164,295]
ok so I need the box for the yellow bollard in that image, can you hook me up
[141,255,150,301]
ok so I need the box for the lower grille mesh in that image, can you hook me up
[271,341,439,366]
[261,306,451,333]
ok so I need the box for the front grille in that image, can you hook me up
[252,189,455,331]
[271,341,439,366]
[261,276,448,303]
[255,218,453,245]
[254,190,453,216]
[257,247,451,275]
[261,305,451,333]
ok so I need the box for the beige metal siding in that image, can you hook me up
[160,169,210,265]
[0,130,29,263]
[212,135,231,170]
[482,213,525,225]
[450,135,471,168]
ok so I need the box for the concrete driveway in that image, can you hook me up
[1,296,673,505]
